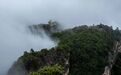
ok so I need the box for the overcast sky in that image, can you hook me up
[0,0,121,75]
[0,0,121,28]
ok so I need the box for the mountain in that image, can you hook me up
[7,23,121,75]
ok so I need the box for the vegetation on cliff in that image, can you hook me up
[8,22,121,75]
[28,64,64,75]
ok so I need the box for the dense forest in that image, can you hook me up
[7,21,121,75]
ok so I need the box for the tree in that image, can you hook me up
[28,64,64,75]
[30,48,34,53]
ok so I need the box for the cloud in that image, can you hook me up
[0,0,121,27]
[0,22,55,75]
[0,0,121,75]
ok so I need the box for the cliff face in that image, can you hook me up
[7,48,67,75]
[7,23,121,75]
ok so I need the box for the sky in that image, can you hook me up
[0,0,121,75]
[0,0,121,28]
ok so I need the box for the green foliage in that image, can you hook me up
[28,64,64,75]
[20,49,49,71]
[69,29,111,75]
[54,24,115,75]
[18,47,66,73]
[8,24,121,75]
[111,53,121,75]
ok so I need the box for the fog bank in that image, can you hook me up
[0,22,56,75]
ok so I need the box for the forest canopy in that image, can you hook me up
[7,23,121,75]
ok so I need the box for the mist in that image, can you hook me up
[0,0,121,75]
[0,22,56,75]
